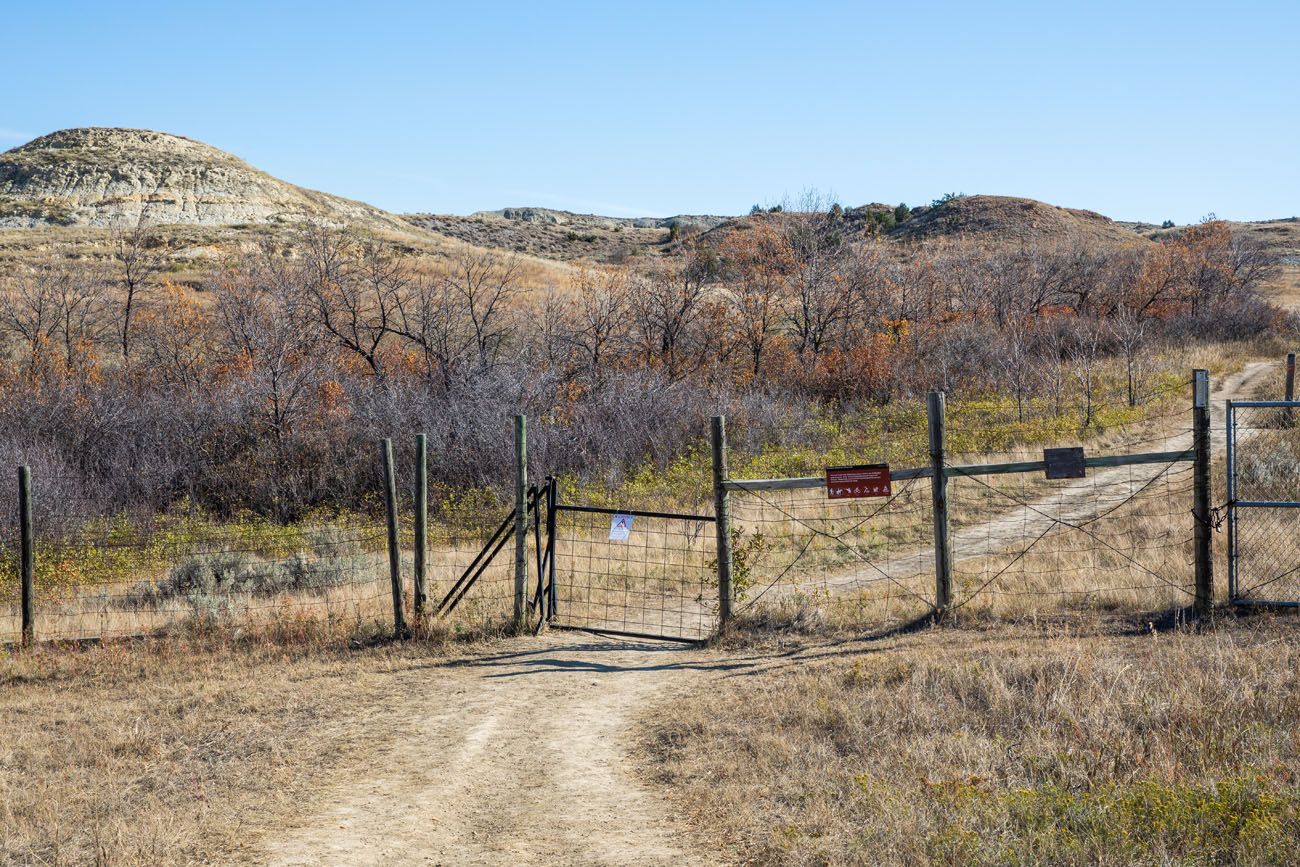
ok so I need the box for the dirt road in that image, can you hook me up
[259,361,1277,866]
[262,634,728,866]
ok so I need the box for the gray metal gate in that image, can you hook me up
[1227,400,1300,605]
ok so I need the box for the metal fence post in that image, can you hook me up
[381,438,407,639]
[546,477,558,620]
[927,391,953,614]
[711,416,734,628]
[1285,352,1295,427]
[1192,369,1213,616]
[513,415,528,633]
[18,466,33,647]
[413,433,428,618]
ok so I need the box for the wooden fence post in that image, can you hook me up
[381,438,407,639]
[1192,369,1213,617]
[413,433,428,618]
[513,415,528,633]
[711,415,734,628]
[927,391,953,615]
[18,465,33,648]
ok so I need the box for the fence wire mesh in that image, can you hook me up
[730,479,935,631]
[1,508,393,644]
[1229,403,1300,604]
[416,509,517,629]
[729,382,1199,628]
[551,507,717,641]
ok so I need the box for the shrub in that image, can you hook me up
[128,547,361,609]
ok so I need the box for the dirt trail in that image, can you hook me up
[259,362,1276,866]
[262,633,725,866]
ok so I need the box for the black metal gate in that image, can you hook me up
[1227,400,1300,606]
[437,477,720,643]
[545,482,719,642]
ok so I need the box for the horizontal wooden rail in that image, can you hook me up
[724,449,1194,493]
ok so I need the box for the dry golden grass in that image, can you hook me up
[643,618,1300,866]
[0,624,507,866]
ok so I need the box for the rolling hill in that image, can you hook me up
[0,128,415,231]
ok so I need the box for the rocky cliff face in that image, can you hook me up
[0,128,405,230]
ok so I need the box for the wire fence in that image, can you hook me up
[0,511,393,643]
[4,363,1282,647]
[0,462,530,645]
[727,378,1203,632]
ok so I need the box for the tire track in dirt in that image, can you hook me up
[261,634,727,866]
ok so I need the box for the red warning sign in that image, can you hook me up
[826,464,892,499]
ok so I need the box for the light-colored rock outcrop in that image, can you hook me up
[0,127,407,230]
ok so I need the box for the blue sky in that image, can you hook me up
[2,1,1296,223]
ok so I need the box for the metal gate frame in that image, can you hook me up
[1226,399,1300,606]
[545,492,718,644]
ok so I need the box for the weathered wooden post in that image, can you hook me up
[513,415,528,632]
[1192,369,1214,617]
[413,433,428,618]
[927,391,953,615]
[711,415,734,627]
[381,439,407,639]
[18,465,33,647]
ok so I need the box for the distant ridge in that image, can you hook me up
[464,207,728,232]
[0,127,408,230]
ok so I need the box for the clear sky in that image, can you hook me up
[2,0,1296,223]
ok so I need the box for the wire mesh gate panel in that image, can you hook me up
[1228,401,1300,605]
[726,448,1198,626]
[550,505,718,642]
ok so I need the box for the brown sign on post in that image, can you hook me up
[1044,447,1086,479]
[826,464,892,499]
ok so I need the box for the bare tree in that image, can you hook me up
[299,226,402,377]
[1067,323,1105,432]
[629,248,714,381]
[995,323,1035,422]
[110,214,164,362]
[786,218,853,360]
[718,221,792,379]
[214,260,329,517]
[442,248,522,370]
[1109,308,1148,407]
[0,267,62,364]
[563,265,631,379]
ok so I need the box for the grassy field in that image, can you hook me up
[0,630,495,865]
[641,617,1300,866]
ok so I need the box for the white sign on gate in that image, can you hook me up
[608,513,634,541]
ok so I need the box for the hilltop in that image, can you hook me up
[891,194,1146,248]
[0,128,410,231]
